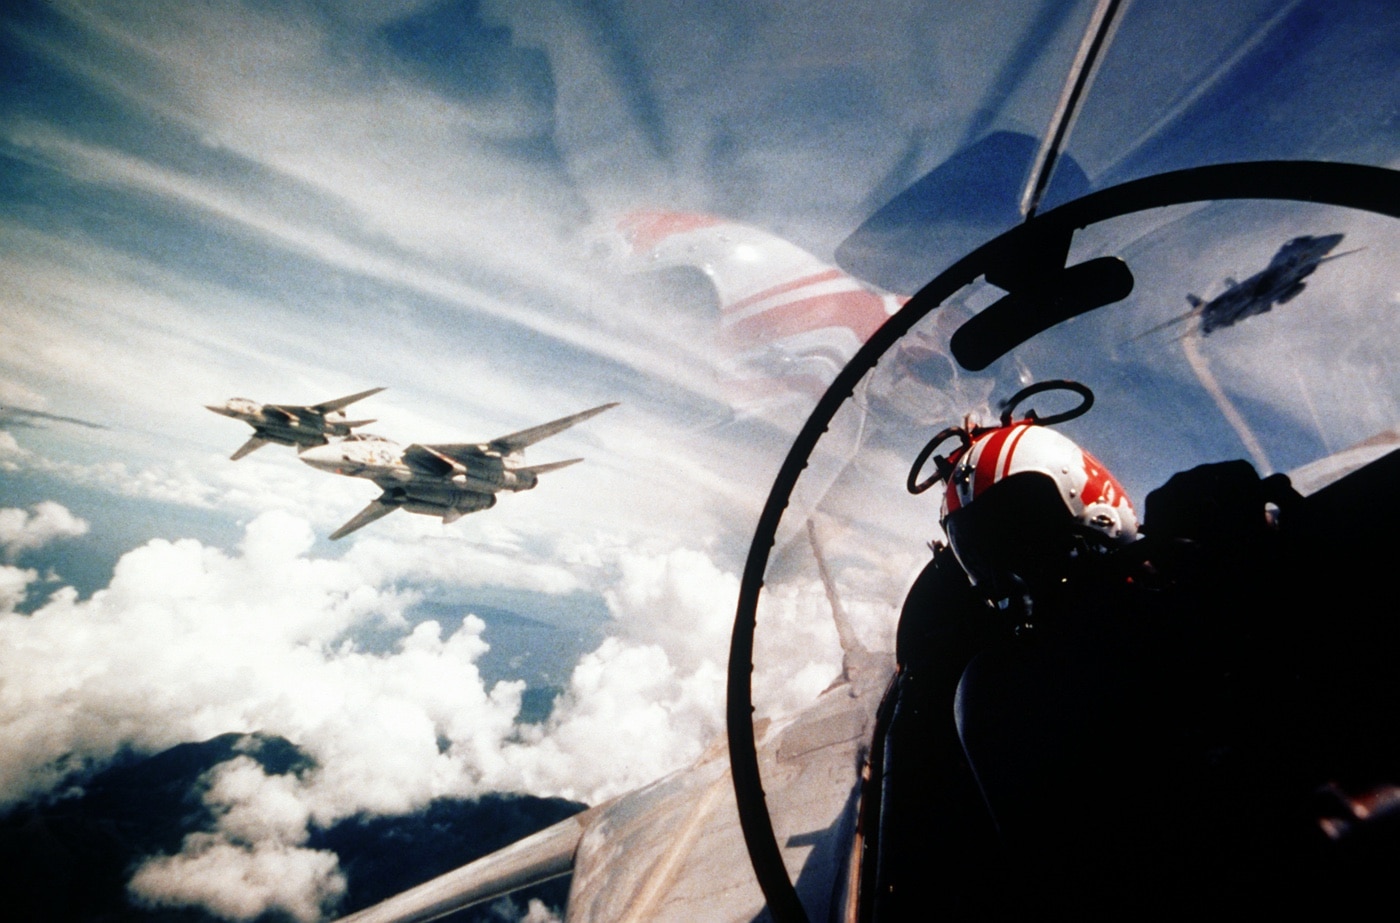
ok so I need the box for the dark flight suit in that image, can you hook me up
[875,459,1400,919]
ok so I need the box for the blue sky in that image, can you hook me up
[0,3,927,917]
[1,2,1398,920]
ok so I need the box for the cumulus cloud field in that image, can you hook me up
[0,497,888,920]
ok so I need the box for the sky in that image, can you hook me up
[1,1,1398,921]
[0,2,933,919]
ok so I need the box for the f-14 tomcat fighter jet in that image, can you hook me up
[206,387,384,460]
[1134,233,1356,339]
[1187,233,1353,335]
[300,402,617,539]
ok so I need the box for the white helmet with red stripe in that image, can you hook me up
[907,380,1138,604]
[935,417,1137,605]
[943,422,1137,540]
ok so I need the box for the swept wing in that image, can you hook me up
[485,402,618,456]
[515,458,583,477]
[285,386,386,416]
[230,434,273,461]
[336,810,590,923]
[413,403,616,467]
[329,497,399,541]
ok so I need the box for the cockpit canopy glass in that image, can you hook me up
[745,0,1400,723]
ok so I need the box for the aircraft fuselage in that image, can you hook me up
[1198,233,1346,334]
[299,438,539,496]
[206,388,384,459]
[207,400,358,443]
[291,401,609,538]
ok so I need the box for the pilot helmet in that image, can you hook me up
[939,423,1138,607]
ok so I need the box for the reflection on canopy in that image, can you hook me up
[725,2,1400,919]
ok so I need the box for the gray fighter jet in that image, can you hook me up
[206,387,384,460]
[299,402,617,539]
[1139,233,1355,338]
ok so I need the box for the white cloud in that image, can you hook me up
[519,898,565,923]
[129,756,345,923]
[0,500,88,560]
[603,547,737,671]
[0,507,894,857]
[130,838,345,923]
[504,637,726,802]
[0,431,24,470]
[0,513,415,805]
[0,564,37,613]
[485,896,563,923]
[0,510,807,808]
[496,540,889,803]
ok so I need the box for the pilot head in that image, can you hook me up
[939,423,1138,612]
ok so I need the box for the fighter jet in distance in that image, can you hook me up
[206,387,384,460]
[0,404,107,431]
[1136,233,1357,339]
[300,402,618,539]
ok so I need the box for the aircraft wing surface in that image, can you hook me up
[488,403,618,455]
[230,435,271,460]
[570,653,889,922]
[515,458,583,477]
[336,809,592,923]
[1287,427,1400,496]
[333,649,892,922]
[312,387,386,413]
[401,444,458,477]
[329,498,398,541]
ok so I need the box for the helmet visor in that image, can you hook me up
[944,472,1079,605]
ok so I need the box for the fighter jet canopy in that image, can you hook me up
[724,2,1400,917]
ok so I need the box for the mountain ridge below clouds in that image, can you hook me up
[0,732,584,922]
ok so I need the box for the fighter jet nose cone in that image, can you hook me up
[298,445,338,469]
